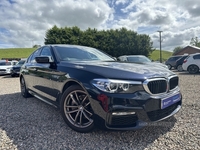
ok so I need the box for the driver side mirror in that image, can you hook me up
[35,56,54,63]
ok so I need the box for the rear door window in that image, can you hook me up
[193,54,200,59]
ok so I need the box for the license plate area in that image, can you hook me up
[161,93,181,109]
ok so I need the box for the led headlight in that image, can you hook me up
[91,79,143,93]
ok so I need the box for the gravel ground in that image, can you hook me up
[0,72,199,150]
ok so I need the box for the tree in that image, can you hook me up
[44,26,154,57]
[190,37,200,47]
[32,45,41,48]
[173,46,183,55]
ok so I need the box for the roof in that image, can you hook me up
[173,45,200,55]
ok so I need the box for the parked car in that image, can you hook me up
[20,45,182,133]
[11,60,19,66]
[118,55,168,69]
[174,54,189,71]
[0,60,12,75]
[182,53,200,74]
[165,55,183,70]
[10,59,26,77]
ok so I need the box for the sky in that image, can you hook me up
[0,0,200,51]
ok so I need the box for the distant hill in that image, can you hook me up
[149,50,172,61]
[0,48,36,59]
[0,48,173,61]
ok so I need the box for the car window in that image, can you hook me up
[26,54,33,63]
[0,62,11,65]
[193,54,200,59]
[40,47,52,57]
[30,48,42,63]
[118,56,126,61]
[16,60,26,65]
[127,56,151,63]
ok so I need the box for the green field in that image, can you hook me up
[149,50,172,61]
[0,48,36,59]
[0,48,172,61]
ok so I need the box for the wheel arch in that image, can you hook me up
[58,80,90,105]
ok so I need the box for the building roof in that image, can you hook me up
[173,45,200,55]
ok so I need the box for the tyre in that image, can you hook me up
[20,77,32,98]
[188,65,199,74]
[60,85,94,133]
[177,65,183,72]
[167,64,172,70]
[11,73,16,77]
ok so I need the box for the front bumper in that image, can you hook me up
[0,69,11,75]
[89,89,182,130]
[11,69,20,75]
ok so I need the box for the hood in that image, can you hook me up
[60,61,175,80]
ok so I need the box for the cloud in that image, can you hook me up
[0,0,113,48]
[0,0,200,51]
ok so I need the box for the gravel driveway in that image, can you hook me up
[0,72,199,150]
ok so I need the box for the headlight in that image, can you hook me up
[91,79,143,93]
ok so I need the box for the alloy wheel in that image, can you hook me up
[64,90,94,129]
[188,65,199,74]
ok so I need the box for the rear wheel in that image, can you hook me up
[60,85,94,133]
[20,77,32,98]
[177,65,183,72]
[188,65,199,74]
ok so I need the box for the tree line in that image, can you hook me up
[44,25,154,57]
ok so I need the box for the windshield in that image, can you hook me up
[54,46,115,61]
[16,60,26,66]
[127,56,151,63]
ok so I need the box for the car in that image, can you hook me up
[0,60,13,75]
[10,59,26,77]
[20,44,182,133]
[118,55,169,69]
[165,55,183,70]
[182,53,200,74]
[174,55,188,72]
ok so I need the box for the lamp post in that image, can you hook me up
[157,31,163,63]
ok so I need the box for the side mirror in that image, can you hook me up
[112,57,117,61]
[35,56,54,63]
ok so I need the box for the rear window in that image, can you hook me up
[0,62,11,65]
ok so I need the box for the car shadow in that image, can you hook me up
[0,92,177,150]
[177,72,200,76]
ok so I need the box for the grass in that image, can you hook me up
[0,48,36,59]
[149,50,173,61]
[0,48,172,61]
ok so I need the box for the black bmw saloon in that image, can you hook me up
[20,44,182,133]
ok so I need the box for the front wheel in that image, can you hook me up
[188,65,199,74]
[60,85,94,133]
[177,65,183,72]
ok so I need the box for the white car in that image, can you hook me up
[182,53,200,74]
[0,60,13,75]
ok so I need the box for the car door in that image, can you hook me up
[22,48,42,91]
[33,46,58,102]
[193,54,200,68]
